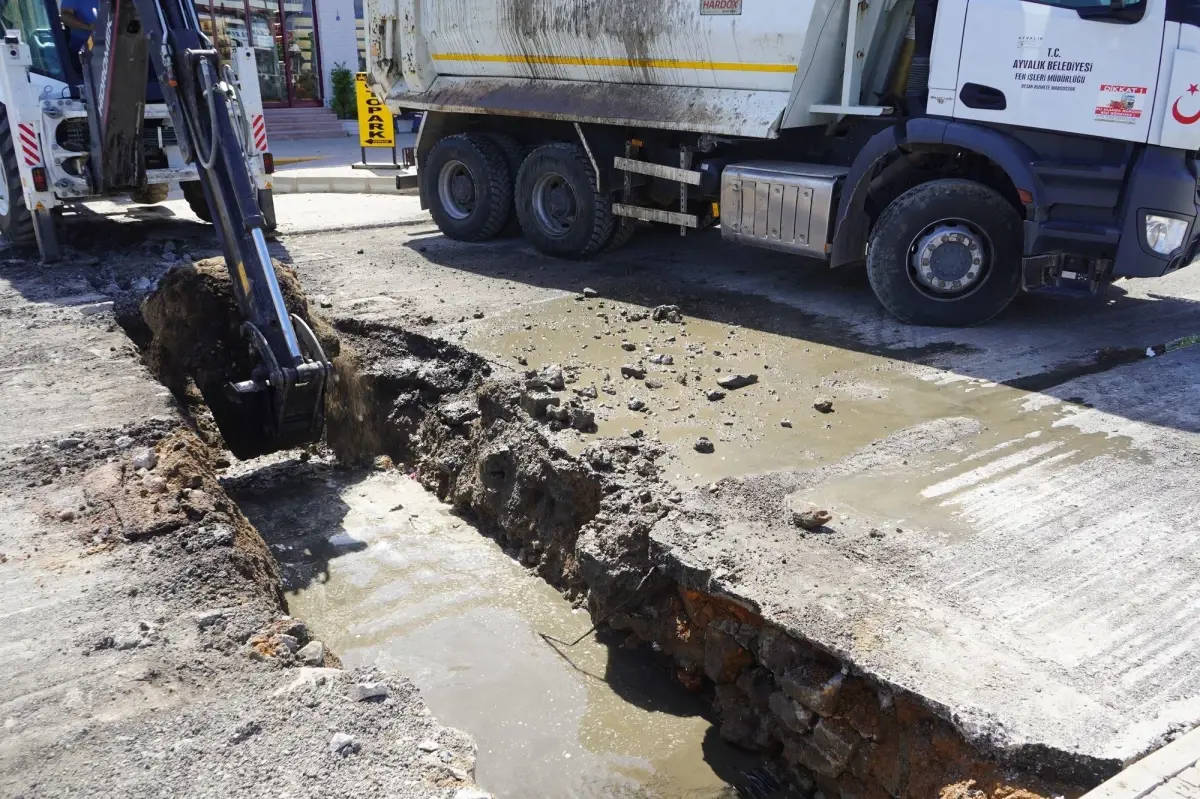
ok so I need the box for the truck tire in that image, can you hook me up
[515,143,614,259]
[422,133,512,241]
[866,179,1021,326]
[0,106,36,247]
[484,132,528,235]
[181,180,212,223]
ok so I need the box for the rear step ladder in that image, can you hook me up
[612,143,701,235]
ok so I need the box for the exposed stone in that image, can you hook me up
[56,437,83,450]
[627,398,645,411]
[295,640,325,666]
[769,691,815,734]
[706,390,726,402]
[274,634,300,652]
[114,435,134,449]
[810,718,861,774]
[780,419,793,428]
[440,399,481,426]
[813,398,834,413]
[570,407,596,432]
[694,437,714,454]
[649,353,674,365]
[652,304,683,323]
[417,738,440,752]
[577,385,598,399]
[581,287,598,298]
[519,391,560,418]
[620,364,646,380]
[793,507,832,530]
[717,373,758,390]
[131,447,157,470]
[714,684,771,750]
[621,341,636,352]
[348,682,389,701]
[704,627,754,684]
[539,365,566,391]
[780,663,844,716]
[328,732,357,756]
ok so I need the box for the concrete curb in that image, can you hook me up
[1082,727,1200,798]
[271,171,419,196]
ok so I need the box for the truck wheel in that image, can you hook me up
[0,106,36,247]
[181,181,212,223]
[515,143,613,259]
[423,133,512,241]
[867,179,1021,326]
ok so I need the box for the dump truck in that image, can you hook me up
[362,0,1200,326]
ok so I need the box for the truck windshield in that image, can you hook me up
[0,0,67,82]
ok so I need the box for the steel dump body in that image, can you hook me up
[366,0,883,137]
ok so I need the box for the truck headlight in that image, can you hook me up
[1145,214,1188,255]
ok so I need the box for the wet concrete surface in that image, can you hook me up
[235,468,767,799]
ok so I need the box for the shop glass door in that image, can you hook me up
[246,0,320,107]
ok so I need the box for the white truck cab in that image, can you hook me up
[364,0,1200,325]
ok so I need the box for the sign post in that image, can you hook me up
[353,72,402,170]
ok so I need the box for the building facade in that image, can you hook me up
[196,0,362,109]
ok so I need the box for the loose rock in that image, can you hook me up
[627,398,645,411]
[620,342,636,352]
[328,732,357,756]
[651,305,683,323]
[717,374,758,390]
[649,353,674,366]
[581,287,598,298]
[131,447,157,470]
[694,437,715,454]
[706,390,726,402]
[793,507,833,530]
[813,398,834,413]
[620,364,646,380]
[780,419,793,428]
[348,681,389,701]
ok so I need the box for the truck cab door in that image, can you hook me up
[948,0,1165,143]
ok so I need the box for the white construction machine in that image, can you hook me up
[364,0,1200,325]
[0,0,275,261]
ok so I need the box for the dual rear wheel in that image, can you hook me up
[421,134,623,259]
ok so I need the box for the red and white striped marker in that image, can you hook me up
[251,114,268,153]
[17,122,39,167]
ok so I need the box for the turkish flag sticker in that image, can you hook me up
[1173,83,1200,125]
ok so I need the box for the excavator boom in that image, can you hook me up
[81,0,330,458]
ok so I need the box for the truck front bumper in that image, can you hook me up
[1113,147,1200,278]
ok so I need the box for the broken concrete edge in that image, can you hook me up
[303,317,1100,798]
[1081,726,1200,799]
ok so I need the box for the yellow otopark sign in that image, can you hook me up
[355,73,395,148]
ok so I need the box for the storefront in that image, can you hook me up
[196,0,323,107]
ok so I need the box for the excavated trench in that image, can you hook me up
[121,260,1098,799]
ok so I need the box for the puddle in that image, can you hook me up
[237,471,763,799]
[461,297,1140,493]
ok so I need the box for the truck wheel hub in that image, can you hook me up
[532,172,577,237]
[911,222,986,294]
[437,160,476,220]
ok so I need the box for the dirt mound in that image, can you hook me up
[141,258,340,458]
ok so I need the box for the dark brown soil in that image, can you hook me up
[140,258,339,459]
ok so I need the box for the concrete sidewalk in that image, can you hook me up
[1083,728,1200,799]
[268,132,419,195]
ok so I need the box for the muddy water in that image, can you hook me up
[245,471,761,798]
[461,296,1138,496]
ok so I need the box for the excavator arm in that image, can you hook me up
[81,0,331,458]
